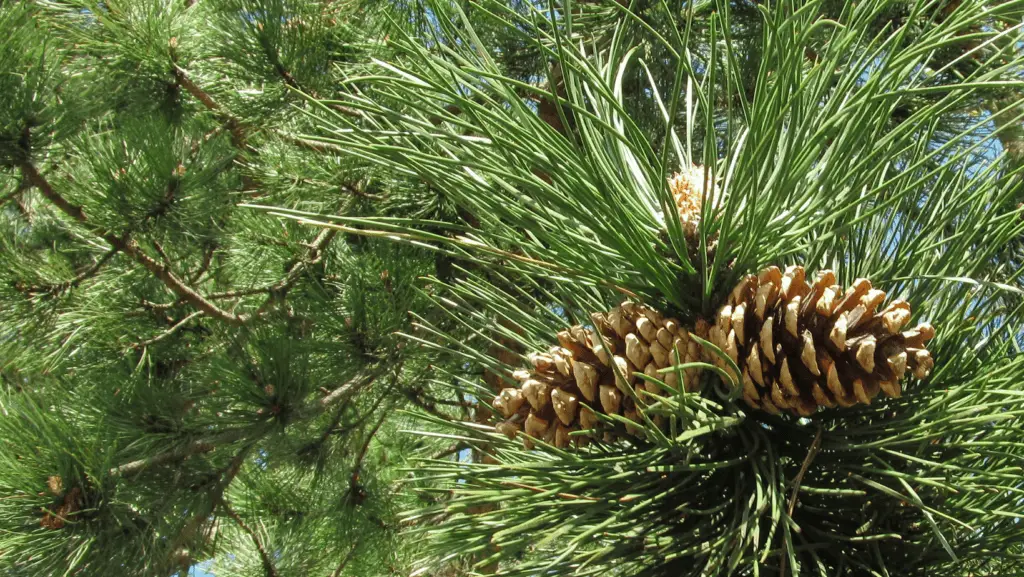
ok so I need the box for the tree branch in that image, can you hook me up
[172,64,248,149]
[18,244,122,296]
[329,541,360,577]
[20,161,250,325]
[188,244,216,284]
[166,445,252,570]
[261,227,337,302]
[318,370,381,410]
[221,501,280,577]
[131,310,203,349]
[109,428,252,478]
[779,425,823,577]
[349,412,387,494]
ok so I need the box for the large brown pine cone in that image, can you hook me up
[708,266,935,416]
[493,301,704,448]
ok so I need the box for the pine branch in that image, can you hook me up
[171,64,248,149]
[349,412,387,492]
[166,445,252,571]
[206,287,267,300]
[19,244,122,296]
[298,371,383,456]
[779,425,824,577]
[318,370,380,409]
[429,442,470,460]
[131,310,203,349]
[221,501,280,577]
[109,429,251,478]
[113,372,384,478]
[188,244,216,284]
[329,542,360,577]
[260,227,336,302]
[20,161,251,325]
[251,32,362,118]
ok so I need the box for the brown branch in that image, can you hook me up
[112,375,381,479]
[174,65,223,113]
[140,298,182,312]
[222,501,280,577]
[298,372,383,457]
[252,32,362,119]
[329,542,360,577]
[67,246,121,288]
[207,287,268,300]
[779,425,823,577]
[264,227,337,298]
[172,64,248,149]
[188,244,216,284]
[18,245,122,296]
[430,442,470,461]
[349,412,387,492]
[166,445,252,570]
[318,371,380,409]
[109,428,251,478]
[21,161,250,325]
[151,240,172,267]
[403,389,457,421]
[131,310,203,349]
[786,426,823,517]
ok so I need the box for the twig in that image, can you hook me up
[221,501,280,577]
[151,240,172,267]
[501,480,600,502]
[349,412,388,491]
[17,245,121,296]
[166,445,252,568]
[21,161,250,325]
[172,65,248,149]
[67,246,121,288]
[298,372,382,457]
[318,371,380,409]
[109,428,251,478]
[207,287,267,300]
[779,425,823,577]
[430,442,470,461]
[787,426,823,518]
[140,299,182,312]
[282,227,335,283]
[188,244,216,284]
[131,310,203,349]
[329,541,360,577]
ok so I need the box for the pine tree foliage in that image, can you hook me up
[267,0,1024,575]
[0,1,458,575]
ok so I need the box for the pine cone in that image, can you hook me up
[669,164,718,260]
[669,164,712,239]
[494,302,704,448]
[708,266,935,416]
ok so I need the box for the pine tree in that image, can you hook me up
[272,0,1024,575]
[0,1,463,575]
[3,0,1024,575]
